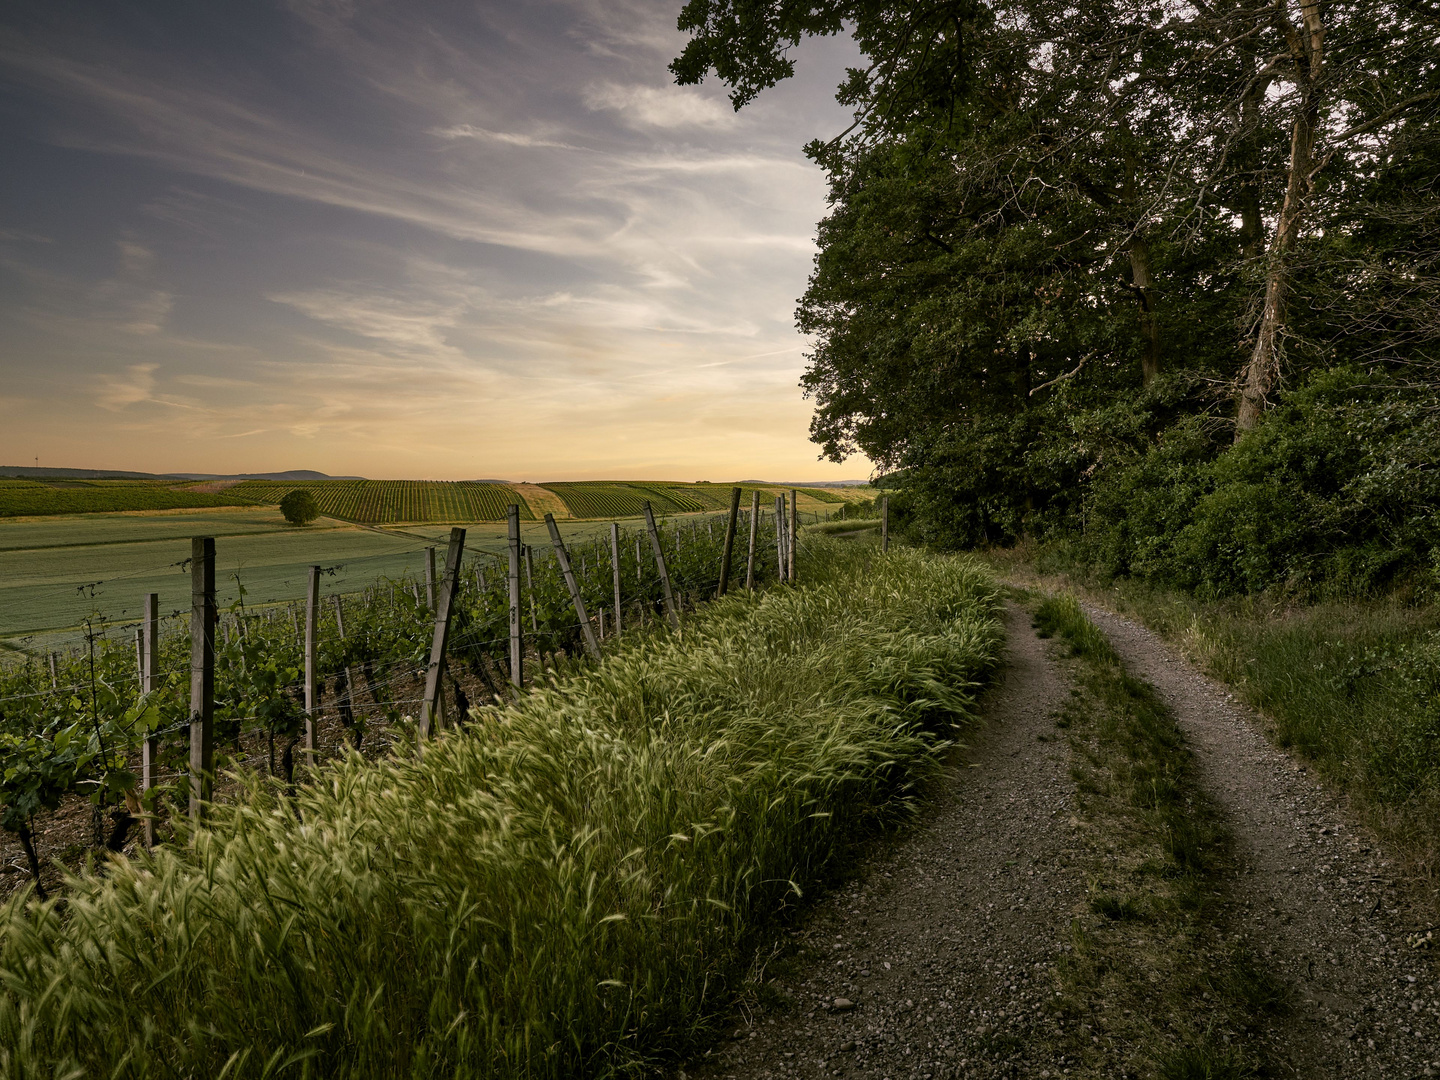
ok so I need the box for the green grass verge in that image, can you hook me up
[999,544,1440,898]
[1032,593,1286,1079]
[0,541,1001,1078]
[803,519,881,535]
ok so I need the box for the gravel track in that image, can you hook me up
[688,596,1440,1080]
[691,602,1084,1080]
[1079,602,1440,1078]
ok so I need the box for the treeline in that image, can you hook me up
[674,0,1440,597]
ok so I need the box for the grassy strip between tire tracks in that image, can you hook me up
[0,541,1001,1080]
[1031,593,1289,1080]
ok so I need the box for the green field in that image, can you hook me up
[0,507,744,645]
[538,482,701,518]
[0,477,870,526]
[0,482,872,643]
[233,480,528,524]
[0,509,436,644]
[0,478,254,517]
[540,481,859,519]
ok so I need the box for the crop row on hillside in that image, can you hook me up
[539,482,857,519]
[539,481,702,518]
[660,483,848,511]
[0,541,1000,1078]
[0,479,254,518]
[235,480,530,523]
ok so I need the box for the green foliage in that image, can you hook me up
[1083,369,1440,597]
[279,488,319,525]
[0,544,1001,1078]
[674,0,1440,603]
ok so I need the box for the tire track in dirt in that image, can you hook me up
[690,602,1085,1080]
[1080,601,1440,1079]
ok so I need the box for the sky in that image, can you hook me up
[0,0,871,482]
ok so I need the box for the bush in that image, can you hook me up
[1083,368,1440,597]
[279,488,319,525]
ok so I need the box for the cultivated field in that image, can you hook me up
[0,509,424,644]
[0,482,873,644]
[0,478,254,517]
[232,479,867,523]
[232,480,526,524]
[0,476,871,526]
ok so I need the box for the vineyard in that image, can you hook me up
[0,514,997,1077]
[0,497,805,897]
[540,481,855,519]
[538,481,702,518]
[0,478,255,518]
[234,480,529,524]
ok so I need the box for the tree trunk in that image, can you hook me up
[1236,0,1325,432]
[1128,235,1161,386]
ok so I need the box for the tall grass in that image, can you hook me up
[0,541,1000,1079]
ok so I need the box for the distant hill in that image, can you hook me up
[178,470,367,482]
[0,466,182,481]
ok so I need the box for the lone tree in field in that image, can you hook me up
[279,489,318,526]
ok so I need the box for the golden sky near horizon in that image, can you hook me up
[0,1,873,482]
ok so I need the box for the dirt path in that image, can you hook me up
[1080,602,1440,1079]
[692,602,1085,1079]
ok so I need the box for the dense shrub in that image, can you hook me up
[1083,369,1440,597]
[279,488,319,525]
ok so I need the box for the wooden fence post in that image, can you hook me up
[420,528,466,741]
[305,565,320,759]
[718,487,741,596]
[424,547,436,611]
[140,592,159,846]
[641,502,681,630]
[882,494,890,552]
[610,522,623,633]
[523,543,538,631]
[508,506,523,688]
[333,595,356,734]
[745,491,760,590]
[48,652,56,689]
[789,489,798,584]
[773,496,788,582]
[188,537,215,821]
[544,514,602,661]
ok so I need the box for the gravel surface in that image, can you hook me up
[1080,602,1440,1079]
[687,597,1440,1080]
[690,602,1085,1080]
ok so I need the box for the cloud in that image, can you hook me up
[583,81,737,129]
[0,0,873,480]
[429,124,588,151]
[94,362,158,410]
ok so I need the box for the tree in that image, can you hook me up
[1227,0,1440,430]
[674,0,1440,570]
[279,489,319,526]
